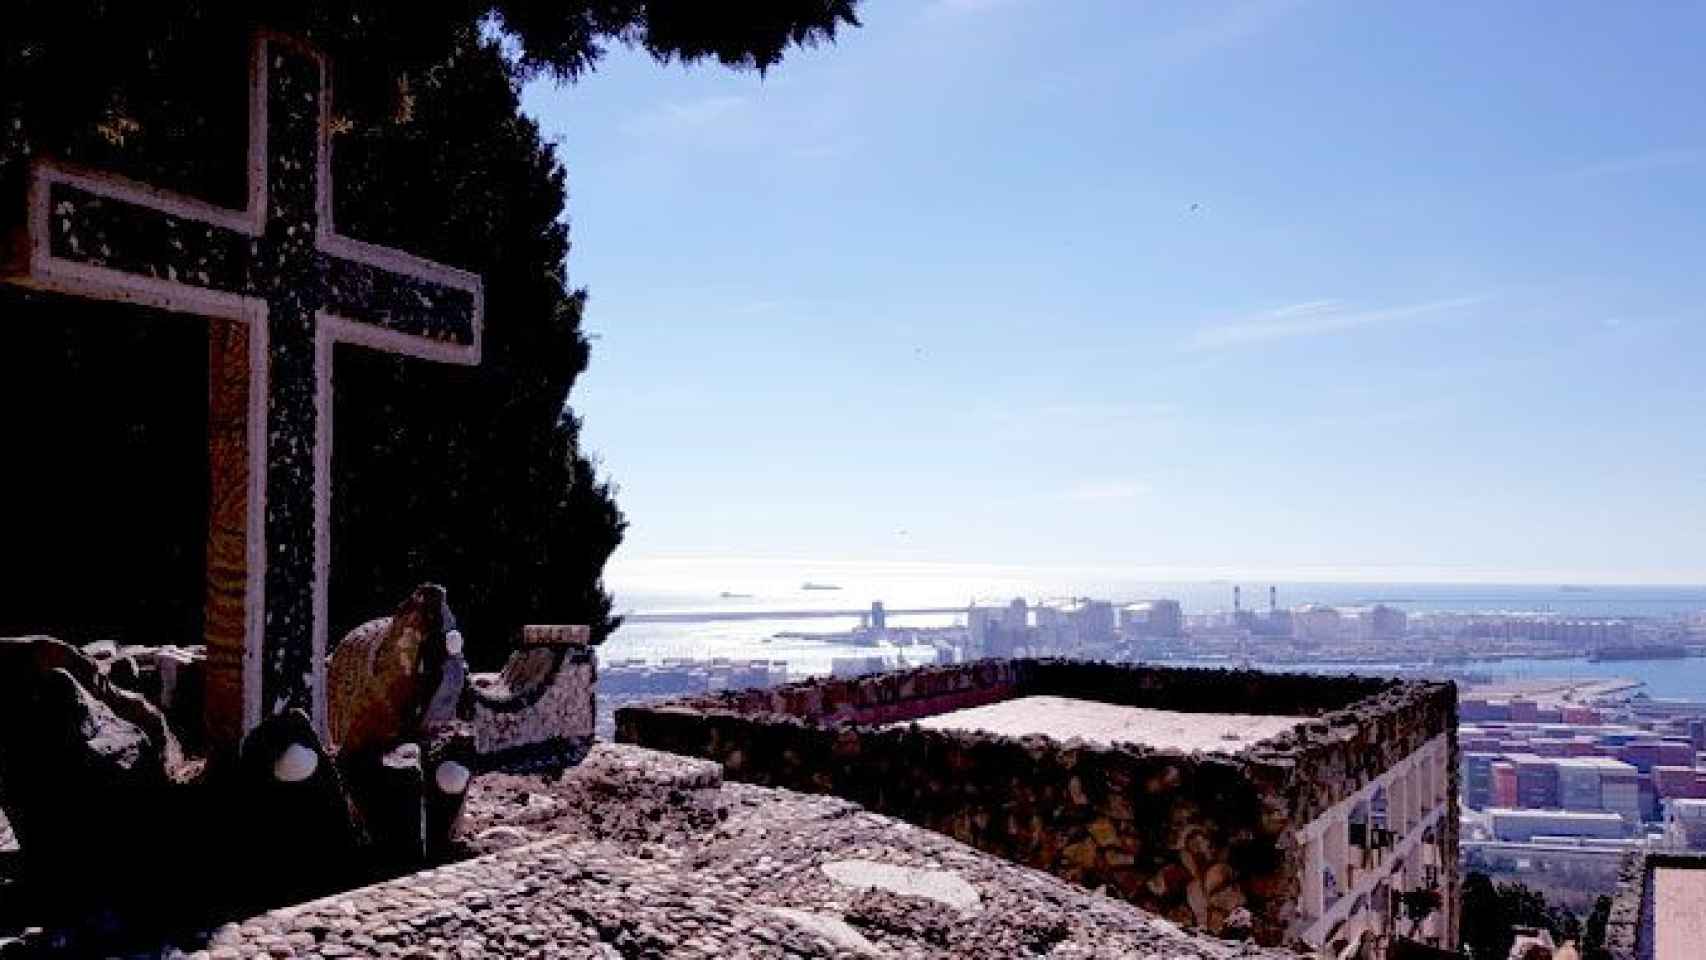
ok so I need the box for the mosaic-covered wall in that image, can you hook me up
[467,626,596,768]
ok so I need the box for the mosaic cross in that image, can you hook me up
[0,33,483,747]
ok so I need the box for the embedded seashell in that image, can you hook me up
[435,760,471,795]
[274,743,319,783]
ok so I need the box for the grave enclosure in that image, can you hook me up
[2,18,1467,960]
[619,658,1461,951]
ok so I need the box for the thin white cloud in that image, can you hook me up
[606,551,1706,595]
[789,136,860,161]
[620,95,753,138]
[730,299,786,316]
[924,0,1019,16]
[1186,296,1483,351]
[619,94,854,165]
[994,400,1185,441]
[1553,147,1706,182]
[1063,480,1151,502]
[1154,0,1308,66]
[1034,400,1182,423]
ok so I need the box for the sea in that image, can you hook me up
[602,573,1706,696]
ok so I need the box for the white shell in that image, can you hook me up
[273,743,319,783]
[444,630,464,657]
[435,760,471,795]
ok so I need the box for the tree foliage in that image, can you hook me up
[1458,871,1582,960]
[1582,895,1612,960]
[1398,887,1443,939]
[4,0,861,224]
[1459,872,1505,960]
[0,3,857,665]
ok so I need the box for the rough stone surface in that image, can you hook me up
[908,696,1308,753]
[618,658,1459,947]
[1604,851,1706,960]
[1604,853,1647,960]
[152,644,209,751]
[1650,866,1706,960]
[821,859,982,913]
[163,744,1290,959]
[0,636,200,890]
[767,907,886,956]
[0,586,493,931]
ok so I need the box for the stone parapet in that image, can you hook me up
[519,625,591,648]
[149,743,1292,960]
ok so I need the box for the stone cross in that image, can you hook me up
[0,33,483,748]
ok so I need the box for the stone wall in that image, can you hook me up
[691,658,1027,726]
[617,659,1457,948]
[467,626,595,768]
[1603,851,1706,960]
[1604,852,1647,960]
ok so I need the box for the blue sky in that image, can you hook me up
[520,0,1706,587]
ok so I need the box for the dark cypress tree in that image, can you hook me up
[1458,871,1508,960]
[1582,894,1612,960]
[1,3,859,665]
[324,31,629,666]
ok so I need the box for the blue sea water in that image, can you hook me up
[1421,656,1706,701]
[1217,657,1706,701]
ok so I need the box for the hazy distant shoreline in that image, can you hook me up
[615,579,1706,619]
[602,579,1706,684]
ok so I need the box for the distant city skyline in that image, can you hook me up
[522,1,1706,587]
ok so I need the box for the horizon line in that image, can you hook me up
[604,552,1706,591]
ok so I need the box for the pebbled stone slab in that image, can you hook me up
[821,859,982,914]
[767,907,886,957]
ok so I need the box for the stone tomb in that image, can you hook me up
[0,31,482,749]
[619,658,1461,952]
[1650,866,1706,960]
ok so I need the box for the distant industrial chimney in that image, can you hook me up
[1233,585,1241,614]
[1270,586,1277,613]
